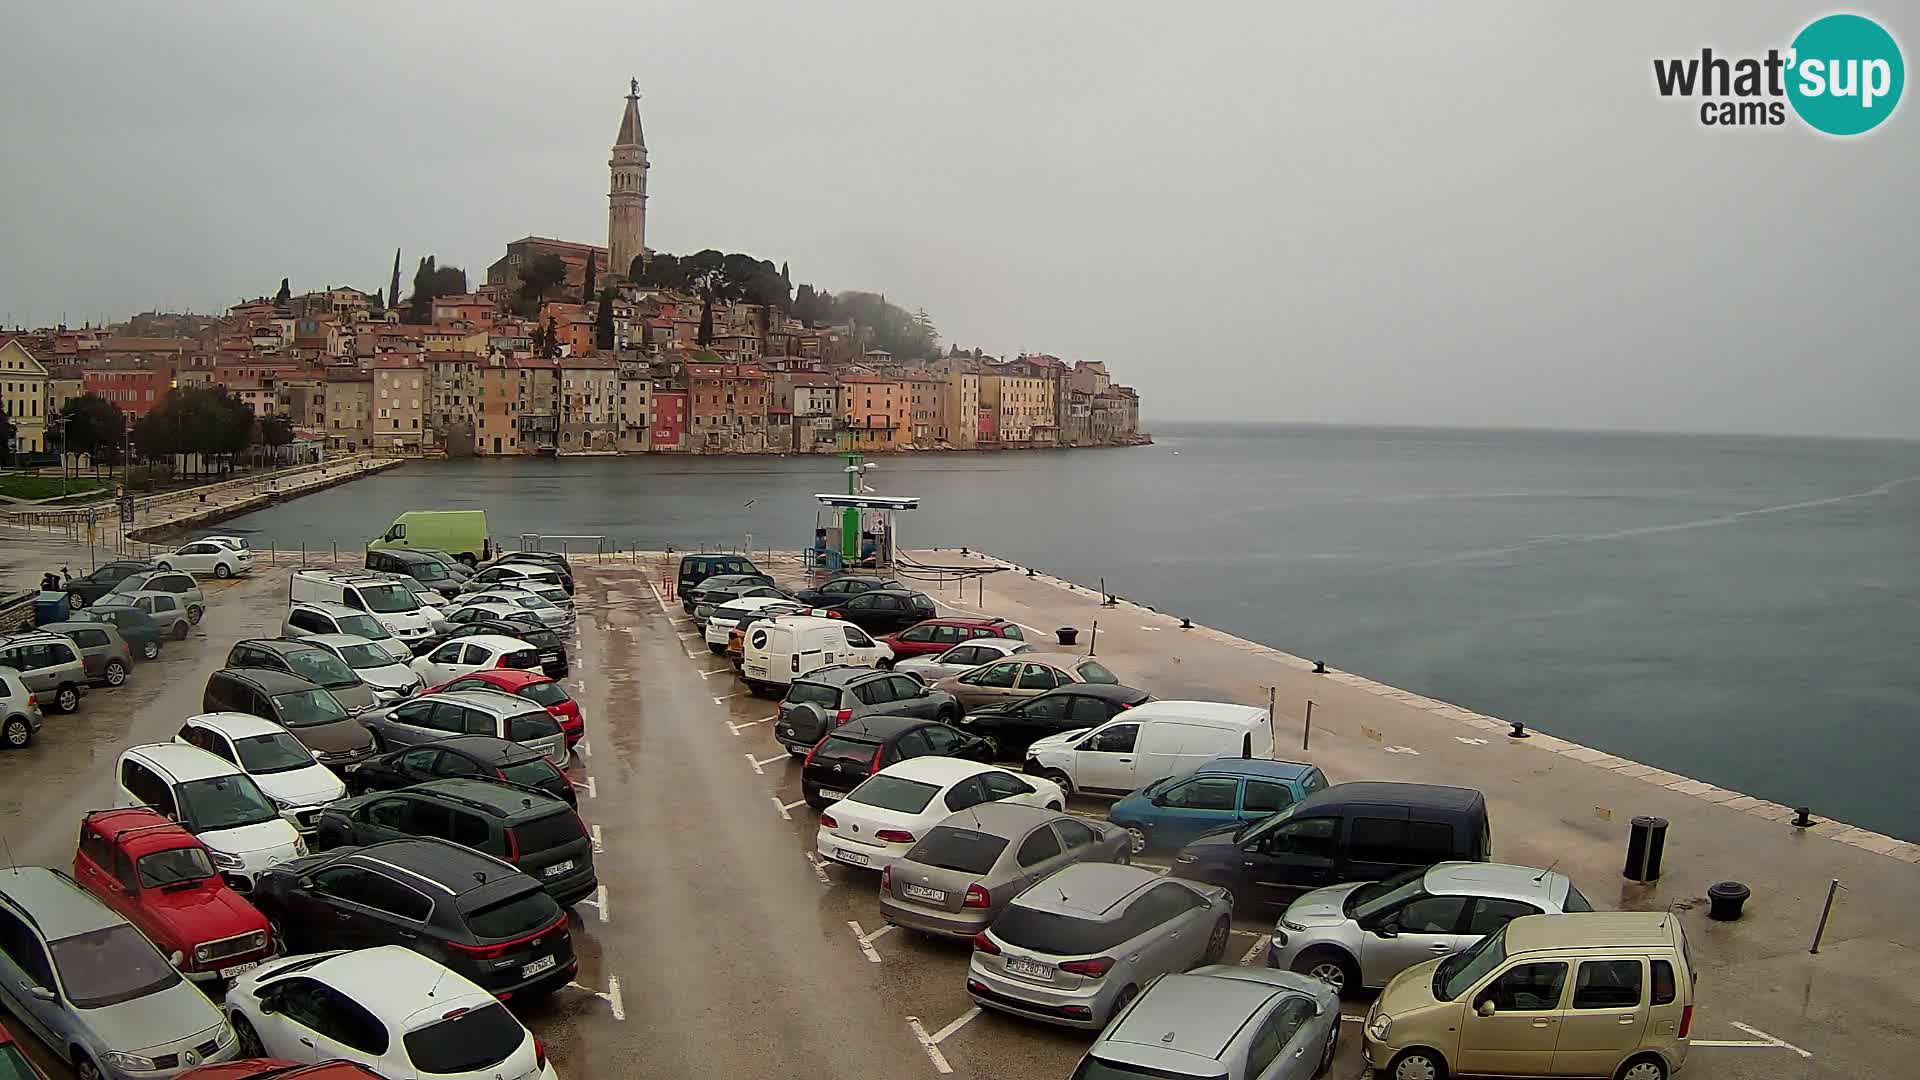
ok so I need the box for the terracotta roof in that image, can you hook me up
[372,355,420,370]
[558,355,619,369]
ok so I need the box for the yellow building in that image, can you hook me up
[372,356,426,453]
[0,339,51,455]
[937,371,979,448]
[840,375,913,451]
[979,372,1052,445]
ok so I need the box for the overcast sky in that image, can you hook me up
[3,2,1914,437]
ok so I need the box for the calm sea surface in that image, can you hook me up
[218,424,1920,839]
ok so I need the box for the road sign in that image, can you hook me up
[118,496,135,524]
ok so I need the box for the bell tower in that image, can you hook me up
[608,78,649,281]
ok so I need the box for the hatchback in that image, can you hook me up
[340,736,575,808]
[110,571,206,623]
[422,617,569,677]
[790,574,901,608]
[960,683,1152,760]
[100,591,193,640]
[114,743,307,892]
[408,635,544,686]
[202,669,374,769]
[800,716,992,807]
[174,712,347,834]
[1109,758,1329,855]
[878,803,1129,938]
[775,667,960,755]
[300,634,422,703]
[968,863,1234,1029]
[935,652,1123,711]
[39,621,134,688]
[361,690,568,766]
[442,591,570,631]
[0,631,91,713]
[226,640,379,714]
[70,605,166,660]
[427,669,584,745]
[62,560,156,610]
[282,603,410,664]
[1076,965,1340,1080]
[880,617,1025,662]
[690,584,790,627]
[893,637,1033,682]
[0,670,41,749]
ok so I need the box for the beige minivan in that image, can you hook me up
[1363,911,1694,1080]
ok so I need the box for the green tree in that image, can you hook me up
[56,394,127,474]
[274,277,290,305]
[258,414,295,464]
[542,315,561,358]
[405,257,467,323]
[0,410,14,466]
[582,255,598,306]
[697,292,713,346]
[388,248,402,312]
[595,289,615,351]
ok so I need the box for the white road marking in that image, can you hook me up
[700,667,733,677]
[1692,1022,1812,1057]
[771,796,792,821]
[1340,1014,1365,1023]
[595,883,609,922]
[713,691,748,703]
[1139,626,1162,631]
[745,752,786,775]
[1384,745,1421,755]
[684,649,705,660]
[784,798,808,811]
[603,975,625,1020]
[863,923,896,945]
[643,580,671,613]
[1454,736,1489,745]
[1239,933,1270,965]
[591,824,604,854]
[572,775,597,799]
[577,738,593,758]
[848,920,884,963]
[803,852,832,885]
[727,715,776,736]
[906,1016,954,1074]
[928,1005,981,1044]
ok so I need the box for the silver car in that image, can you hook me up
[1267,861,1589,995]
[880,803,1130,939]
[110,570,206,624]
[1079,966,1340,1080]
[447,589,572,630]
[894,638,1034,682]
[0,669,43,749]
[968,862,1233,1029]
[101,590,193,640]
[359,689,569,766]
[282,601,412,662]
[0,630,92,712]
[0,867,239,1079]
[303,634,422,703]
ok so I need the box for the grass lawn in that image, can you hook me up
[0,473,113,501]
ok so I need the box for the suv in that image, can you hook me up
[360,690,569,766]
[73,808,275,984]
[0,630,91,713]
[313,778,595,905]
[363,548,465,595]
[202,669,375,767]
[69,604,166,660]
[282,601,412,663]
[107,570,206,624]
[61,560,156,610]
[775,667,960,755]
[676,553,763,605]
[251,838,578,1000]
[224,639,378,713]
[39,621,134,688]
[836,589,940,635]
[0,866,239,1078]
[799,715,991,807]
[880,617,1025,662]
[0,670,42,749]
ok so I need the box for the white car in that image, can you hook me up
[447,589,572,630]
[156,539,255,579]
[305,632,424,702]
[703,596,808,652]
[201,535,252,551]
[410,633,545,685]
[114,743,306,889]
[895,638,1035,682]
[815,757,1066,872]
[226,946,559,1080]
[174,712,346,833]
[465,563,572,606]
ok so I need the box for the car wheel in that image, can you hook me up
[103,660,127,687]
[232,1014,266,1058]
[1616,1055,1668,1080]
[458,553,478,567]
[1204,915,1231,963]
[1046,800,1063,811]
[66,591,83,611]
[214,562,233,579]
[1390,1048,1447,1080]
[188,604,204,624]
[3,718,32,749]
[1115,847,1131,866]
[141,640,160,660]
[1124,825,1150,855]
[1294,947,1361,997]
[707,642,725,654]
[74,1052,103,1080]
[173,621,189,640]
[878,657,894,670]
[1040,769,1073,796]
[1106,984,1140,1025]
[55,685,80,713]
[937,706,960,726]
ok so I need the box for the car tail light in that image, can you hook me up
[870,746,885,774]
[791,654,800,673]
[24,694,34,708]
[820,813,837,829]
[1119,701,1136,710]
[1678,1005,1693,1039]
[879,865,892,892]
[503,828,520,864]
[963,884,991,908]
[448,938,514,960]
[803,741,821,768]
[834,708,853,725]
[534,1036,546,1069]
[1059,956,1114,978]
[971,932,1000,955]
[875,829,914,844]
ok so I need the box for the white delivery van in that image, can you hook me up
[289,570,443,648]
[1024,700,1275,796]
[740,615,891,694]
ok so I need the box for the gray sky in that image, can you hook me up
[3,2,1915,437]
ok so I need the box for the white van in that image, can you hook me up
[289,570,442,647]
[740,615,891,693]
[1024,700,1275,796]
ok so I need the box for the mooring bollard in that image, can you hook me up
[1707,880,1750,921]
[1055,626,1079,647]
[1793,806,1815,828]
[1180,616,1192,629]
[1509,720,1530,738]
[1312,659,1327,674]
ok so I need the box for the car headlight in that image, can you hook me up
[294,836,309,856]
[1280,917,1307,933]
[248,930,268,951]
[209,850,242,870]
[216,1023,236,1047]
[1367,1013,1392,1041]
[101,1051,158,1071]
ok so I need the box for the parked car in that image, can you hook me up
[282,602,411,663]
[365,572,451,610]
[894,637,1033,682]
[312,779,595,906]
[425,669,583,745]
[39,621,134,688]
[462,564,570,606]
[740,616,890,695]
[960,683,1152,760]
[1077,965,1341,1080]
[341,736,575,807]
[422,617,568,678]
[1362,912,1694,1080]
[224,640,379,714]
[1109,757,1330,855]
[155,541,254,580]
[790,574,902,608]
[62,560,156,610]
[174,712,347,834]
[680,572,775,616]
[288,571,441,647]
[879,803,1129,939]
[675,552,763,605]
[0,866,240,1079]
[934,651,1123,712]
[108,570,206,623]
[197,536,251,551]
[835,589,939,635]
[363,548,465,595]
[99,590,194,640]
[407,547,475,582]
[114,743,307,892]
[1269,861,1592,996]
[299,634,423,703]
[408,634,544,686]
[1173,782,1493,913]
[0,630,92,712]
[879,617,1026,663]
[702,596,807,653]
[443,590,570,631]
[800,716,992,807]
[724,606,841,667]
[481,549,571,581]
[249,841,576,1001]
[690,584,789,628]
[968,863,1234,1029]
[73,808,275,984]
[202,669,375,769]
[225,947,558,1078]
[367,509,493,566]
[178,1059,381,1079]
[0,670,43,749]
[775,667,959,755]
[1026,700,1275,797]
[815,757,1066,872]
[70,604,166,660]
[360,690,568,766]
[0,1023,46,1079]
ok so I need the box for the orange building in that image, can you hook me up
[840,375,912,451]
[686,363,769,453]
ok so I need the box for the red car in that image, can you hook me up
[427,668,585,745]
[180,1061,383,1079]
[881,617,1026,661]
[72,808,275,984]
[0,1022,48,1079]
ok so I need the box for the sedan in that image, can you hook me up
[960,683,1152,759]
[1076,966,1340,1080]
[62,560,156,610]
[968,863,1234,1029]
[422,618,568,678]
[835,589,938,635]
[894,638,1032,682]
[444,590,571,630]
[791,574,902,608]
[155,540,254,579]
[341,736,575,807]
[935,653,1124,711]
[815,756,1065,872]
[879,803,1129,939]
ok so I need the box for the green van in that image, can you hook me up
[368,510,492,566]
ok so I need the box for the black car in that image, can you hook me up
[960,683,1154,759]
[676,553,763,606]
[253,838,577,999]
[419,615,568,676]
[313,777,596,906]
[791,575,903,608]
[341,735,577,807]
[836,589,938,635]
[801,716,993,808]
[365,547,468,595]
[775,667,961,754]
[62,560,156,610]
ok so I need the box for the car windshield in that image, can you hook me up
[1076,661,1118,684]
[465,888,560,940]
[285,649,357,688]
[336,613,392,640]
[178,774,281,830]
[1236,802,1302,844]
[1437,926,1509,1001]
[49,924,182,1009]
[137,846,215,888]
[905,827,1008,874]
[785,683,840,708]
[516,626,560,647]
[233,731,316,774]
[848,775,939,814]
[336,643,395,669]
[1071,1058,1221,1080]
[409,562,452,582]
[501,758,561,788]
[518,681,569,707]
[511,595,555,610]
[402,1002,524,1074]
[1346,866,1429,920]
[271,689,349,727]
[993,905,1132,956]
[359,583,419,613]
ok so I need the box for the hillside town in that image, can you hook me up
[0,82,1144,464]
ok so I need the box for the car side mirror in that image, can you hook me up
[1475,998,1497,1018]
[1373,921,1400,939]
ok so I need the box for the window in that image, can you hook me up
[1573,960,1643,1009]
[0,909,54,990]
[1349,817,1411,863]
[930,625,967,645]
[1084,723,1137,753]
[897,625,935,643]
[1483,962,1568,1012]
[1160,777,1239,811]
[979,772,1033,801]
[965,662,1019,688]
[891,730,931,759]
[1466,897,1542,936]
[942,776,988,812]
[1246,1008,1286,1077]
[854,679,897,706]
[1562,884,1595,913]
[920,726,962,755]
[1651,960,1677,1005]
[1407,820,1458,860]
[1075,660,1117,684]
[1017,665,1056,691]
[1016,826,1062,867]
[1053,819,1099,850]
[1395,895,1469,934]
[1243,780,1294,814]
[843,626,875,648]
[1261,817,1338,859]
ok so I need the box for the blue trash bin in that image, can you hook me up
[34,591,69,626]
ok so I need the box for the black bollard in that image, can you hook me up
[1793,807,1815,828]
[1312,660,1327,674]
[1508,721,1530,738]
[1179,617,1192,629]
[1623,816,1669,882]
[1055,627,1079,647]
[1706,881,1750,921]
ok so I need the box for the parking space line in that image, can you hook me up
[577,738,592,758]
[590,824,603,854]
[603,975,626,1021]
[699,667,733,677]
[863,923,896,945]
[644,581,672,613]
[803,852,832,885]
[906,1005,981,1075]
[728,715,776,736]
[713,691,748,703]
[1693,1022,1812,1057]
[771,796,792,821]
[685,648,705,660]
[1238,933,1270,965]
[847,920,884,963]
[572,775,597,799]
[575,884,610,923]
[745,752,787,775]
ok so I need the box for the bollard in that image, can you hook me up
[1055,626,1079,647]
[1312,659,1327,674]
[1793,806,1815,828]
[1180,616,1192,629]
[1087,620,1098,657]
[1706,881,1750,921]
[1508,720,1530,738]
[1809,878,1843,953]
[1622,816,1668,882]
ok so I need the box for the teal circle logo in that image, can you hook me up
[1787,14,1904,135]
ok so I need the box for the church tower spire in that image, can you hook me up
[608,78,649,282]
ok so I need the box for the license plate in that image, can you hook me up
[543,860,574,877]
[219,961,258,980]
[521,954,557,978]
[819,790,849,802]
[834,848,870,866]
[902,883,946,903]
[748,664,767,677]
[1005,957,1054,980]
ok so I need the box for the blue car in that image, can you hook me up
[1108,757,1330,855]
